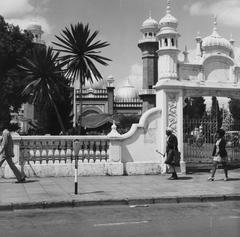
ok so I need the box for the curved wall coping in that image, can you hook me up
[120,107,162,140]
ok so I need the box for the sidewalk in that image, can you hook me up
[0,169,240,211]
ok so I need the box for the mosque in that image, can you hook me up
[19,0,240,134]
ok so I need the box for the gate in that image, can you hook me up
[184,119,240,169]
[183,119,217,169]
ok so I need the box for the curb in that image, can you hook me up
[1,194,240,211]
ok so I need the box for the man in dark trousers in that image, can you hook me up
[165,128,178,180]
[0,123,26,183]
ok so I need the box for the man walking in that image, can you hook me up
[165,128,179,180]
[0,123,26,183]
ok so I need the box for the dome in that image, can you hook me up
[202,34,232,51]
[202,18,232,54]
[115,80,139,100]
[83,78,108,90]
[159,13,178,26]
[142,16,158,29]
[159,1,178,28]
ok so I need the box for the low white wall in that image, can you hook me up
[3,162,123,178]
[1,107,165,178]
[109,107,165,175]
[121,107,162,163]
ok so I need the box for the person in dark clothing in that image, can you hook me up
[0,123,26,183]
[208,129,228,181]
[165,128,178,180]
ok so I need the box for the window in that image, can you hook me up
[165,38,168,46]
[171,38,174,46]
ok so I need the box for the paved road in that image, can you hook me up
[0,201,239,237]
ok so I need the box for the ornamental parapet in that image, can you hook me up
[76,89,108,99]
[138,89,156,95]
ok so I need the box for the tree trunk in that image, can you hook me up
[48,93,66,134]
[78,80,83,134]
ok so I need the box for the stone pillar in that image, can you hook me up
[107,122,122,163]
[156,87,185,174]
[12,133,21,164]
[177,91,186,174]
[138,41,158,89]
[139,91,156,113]
[156,90,167,172]
[107,86,114,115]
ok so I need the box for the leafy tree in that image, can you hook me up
[19,46,68,133]
[0,15,33,128]
[183,97,206,120]
[52,23,111,133]
[229,98,240,130]
[117,114,140,134]
[211,96,222,129]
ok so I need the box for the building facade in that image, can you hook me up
[18,0,240,136]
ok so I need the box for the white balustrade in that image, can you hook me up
[17,136,110,165]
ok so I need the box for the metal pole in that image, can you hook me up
[74,153,78,194]
[73,139,81,195]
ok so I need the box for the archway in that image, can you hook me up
[155,55,240,173]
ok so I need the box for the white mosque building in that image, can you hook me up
[19,0,240,134]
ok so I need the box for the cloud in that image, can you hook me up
[7,16,51,34]
[0,0,50,34]
[185,0,240,27]
[128,64,143,90]
[0,0,34,18]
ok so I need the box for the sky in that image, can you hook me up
[1,0,240,93]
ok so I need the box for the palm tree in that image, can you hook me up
[19,46,67,133]
[52,23,111,132]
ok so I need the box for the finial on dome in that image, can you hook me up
[196,31,201,39]
[183,45,189,63]
[213,15,218,32]
[149,9,152,18]
[166,0,171,14]
[230,33,235,45]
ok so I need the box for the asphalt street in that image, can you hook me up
[0,201,239,237]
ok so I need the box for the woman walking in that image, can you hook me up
[208,129,228,181]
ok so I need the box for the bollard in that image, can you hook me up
[73,139,81,194]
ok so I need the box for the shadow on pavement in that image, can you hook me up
[14,180,39,184]
[227,178,240,181]
[177,177,193,180]
[79,191,105,195]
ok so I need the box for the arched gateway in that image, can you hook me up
[154,4,240,173]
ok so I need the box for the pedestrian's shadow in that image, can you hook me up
[226,178,240,181]
[14,179,39,184]
[177,176,193,180]
[0,179,39,184]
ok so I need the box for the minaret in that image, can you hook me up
[157,0,180,80]
[195,31,202,61]
[138,12,159,112]
[138,11,159,89]
[26,23,45,46]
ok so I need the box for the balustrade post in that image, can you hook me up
[12,133,21,164]
[107,121,122,162]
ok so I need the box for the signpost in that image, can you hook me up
[73,139,81,194]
